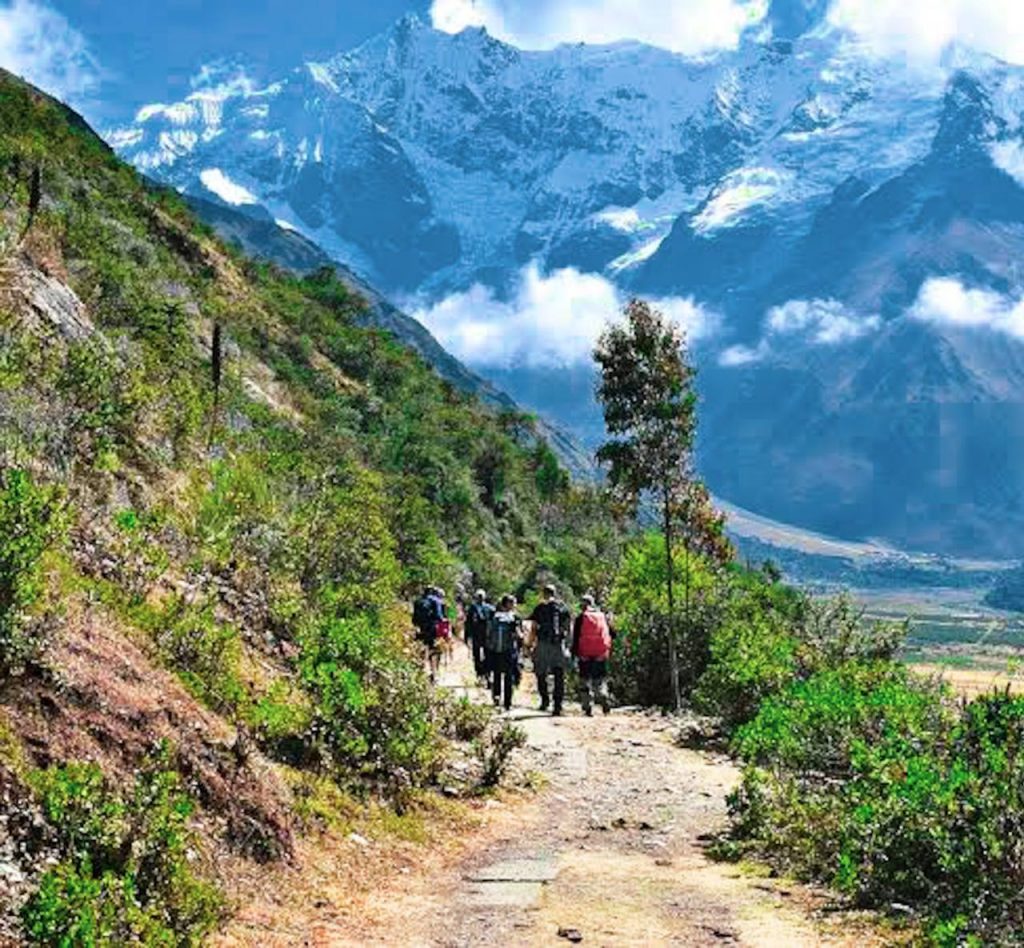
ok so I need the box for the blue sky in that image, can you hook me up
[0,0,428,121]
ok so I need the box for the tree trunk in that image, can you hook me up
[208,322,223,448]
[663,494,682,712]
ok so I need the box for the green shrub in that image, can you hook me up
[477,721,527,788]
[725,662,1024,942]
[154,599,247,716]
[299,614,444,791]
[22,751,222,946]
[439,694,493,742]
[0,469,66,674]
[609,533,723,707]
[694,611,798,727]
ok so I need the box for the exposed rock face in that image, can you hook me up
[3,256,93,341]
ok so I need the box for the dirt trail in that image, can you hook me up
[217,643,890,947]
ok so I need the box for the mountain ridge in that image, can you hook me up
[111,13,1024,556]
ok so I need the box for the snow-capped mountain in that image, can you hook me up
[112,3,1024,557]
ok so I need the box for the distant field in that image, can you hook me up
[911,662,1024,698]
[857,586,1024,652]
[849,584,1024,696]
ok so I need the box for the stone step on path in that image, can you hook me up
[463,853,560,909]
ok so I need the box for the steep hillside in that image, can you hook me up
[187,198,595,477]
[112,6,1024,556]
[0,69,618,944]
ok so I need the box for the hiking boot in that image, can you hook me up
[584,706,594,718]
[539,701,550,713]
[553,707,563,717]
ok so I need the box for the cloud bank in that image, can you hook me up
[911,277,1024,339]
[719,297,880,366]
[828,0,1024,67]
[412,264,716,369]
[0,0,98,104]
[432,0,1024,66]
[430,0,768,57]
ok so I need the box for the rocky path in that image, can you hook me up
[217,643,890,947]
[351,649,886,948]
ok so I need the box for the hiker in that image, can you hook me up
[412,585,446,684]
[572,594,613,716]
[487,594,523,711]
[528,583,572,716]
[465,589,495,685]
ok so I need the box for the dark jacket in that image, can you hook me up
[529,599,571,642]
[414,593,445,639]
[466,601,495,642]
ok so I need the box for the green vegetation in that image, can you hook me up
[22,748,222,947]
[0,470,66,674]
[0,72,624,942]
[985,562,1024,611]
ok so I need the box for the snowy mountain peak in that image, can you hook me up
[110,16,1024,556]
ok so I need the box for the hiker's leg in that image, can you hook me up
[578,662,593,715]
[502,663,514,710]
[491,663,502,706]
[536,669,550,710]
[553,667,565,714]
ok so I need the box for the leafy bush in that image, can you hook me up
[22,750,222,946]
[609,533,724,707]
[733,662,949,774]
[0,469,66,674]
[477,721,527,788]
[725,661,1024,942]
[438,694,493,743]
[694,610,798,727]
[299,613,444,792]
[154,599,247,717]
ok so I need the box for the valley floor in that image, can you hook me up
[214,644,900,947]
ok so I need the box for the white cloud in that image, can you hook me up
[767,298,881,345]
[991,141,1024,187]
[828,0,1024,66]
[412,263,716,369]
[719,297,880,367]
[432,0,1024,65]
[199,168,259,206]
[0,0,98,104]
[430,0,769,57]
[719,342,770,367]
[910,277,1024,338]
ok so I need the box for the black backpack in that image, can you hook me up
[487,613,518,655]
[413,596,432,629]
[468,602,490,632]
[536,601,570,642]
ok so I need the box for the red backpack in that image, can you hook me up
[577,609,611,660]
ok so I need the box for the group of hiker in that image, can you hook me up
[413,583,615,717]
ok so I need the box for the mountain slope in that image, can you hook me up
[0,68,617,942]
[112,8,1024,556]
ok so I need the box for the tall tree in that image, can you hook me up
[594,299,729,709]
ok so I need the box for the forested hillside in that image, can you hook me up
[0,69,620,944]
